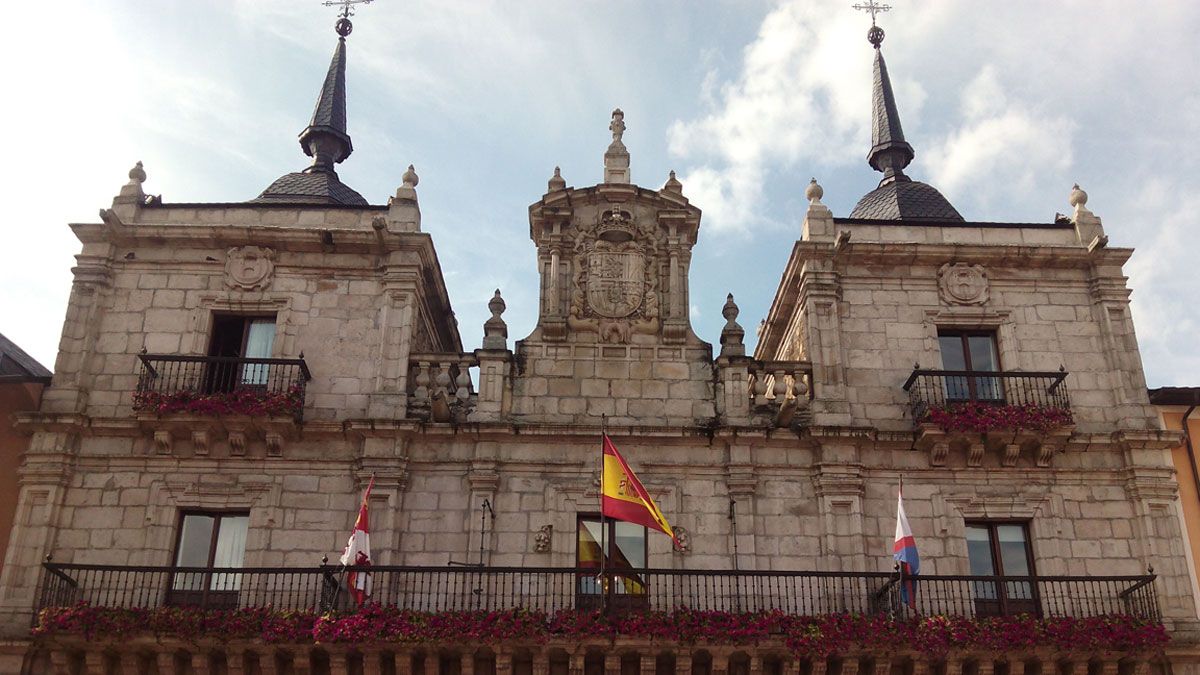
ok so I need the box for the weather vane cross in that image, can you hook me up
[322,0,373,37]
[852,0,891,27]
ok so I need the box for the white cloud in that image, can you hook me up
[667,1,875,232]
[924,66,1075,212]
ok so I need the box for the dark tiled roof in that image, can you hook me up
[250,171,368,206]
[849,179,964,221]
[1148,387,1200,406]
[0,332,52,379]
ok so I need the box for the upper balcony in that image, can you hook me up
[902,369,1073,467]
[38,562,1158,622]
[132,352,311,456]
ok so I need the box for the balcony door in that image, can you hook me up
[966,521,1038,617]
[576,516,647,611]
[207,314,276,391]
[168,511,249,609]
[938,331,1003,403]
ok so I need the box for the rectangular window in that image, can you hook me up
[938,330,1003,402]
[576,516,647,610]
[965,521,1037,616]
[207,314,276,390]
[169,511,249,608]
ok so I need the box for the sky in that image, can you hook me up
[3,0,1199,387]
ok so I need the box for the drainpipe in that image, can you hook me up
[1184,405,1200,504]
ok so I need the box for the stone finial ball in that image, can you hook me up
[1068,183,1087,207]
[805,177,823,202]
[402,164,419,188]
[335,17,353,37]
[129,161,146,184]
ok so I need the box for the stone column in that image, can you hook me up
[369,277,415,418]
[798,258,850,425]
[727,442,759,571]
[813,455,866,573]
[475,291,512,422]
[675,653,693,675]
[640,654,657,675]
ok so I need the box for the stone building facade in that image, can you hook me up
[2,14,1196,675]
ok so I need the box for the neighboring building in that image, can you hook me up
[1149,386,1200,615]
[1,12,1193,675]
[0,334,51,577]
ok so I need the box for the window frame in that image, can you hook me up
[166,510,250,609]
[964,519,1039,617]
[207,313,277,359]
[575,514,648,571]
[938,329,1003,403]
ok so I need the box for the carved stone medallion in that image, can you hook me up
[225,246,275,291]
[938,262,988,305]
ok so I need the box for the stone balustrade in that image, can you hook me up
[408,353,478,422]
[748,360,813,427]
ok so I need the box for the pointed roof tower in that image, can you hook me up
[848,7,962,221]
[252,5,368,206]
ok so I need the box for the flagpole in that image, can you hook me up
[599,414,608,609]
[896,474,904,615]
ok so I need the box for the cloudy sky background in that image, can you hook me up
[4,0,1198,386]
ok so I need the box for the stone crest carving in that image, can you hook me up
[673,526,691,554]
[533,524,552,553]
[938,263,988,305]
[225,246,275,291]
[567,207,662,343]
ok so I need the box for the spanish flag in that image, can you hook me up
[601,435,677,545]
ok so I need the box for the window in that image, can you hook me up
[207,314,276,390]
[938,330,1002,402]
[576,516,647,609]
[966,521,1037,616]
[168,511,249,608]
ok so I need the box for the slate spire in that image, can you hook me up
[847,17,963,221]
[299,26,354,174]
[867,31,914,184]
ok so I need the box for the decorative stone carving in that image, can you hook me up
[265,432,284,457]
[153,430,172,455]
[533,524,552,553]
[225,246,276,291]
[673,526,691,554]
[937,262,989,305]
[191,430,209,456]
[228,431,247,456]
[567,207,663,343]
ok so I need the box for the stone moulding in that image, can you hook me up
[136,413,299,459]
[914,423,1075,468]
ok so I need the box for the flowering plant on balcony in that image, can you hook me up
[34,605,1167,657]
[920,402,1074,434]
[132,383,305,418]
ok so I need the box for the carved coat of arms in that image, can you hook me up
[566,207,662,343]
[587,248,644,318]
[938,262,989,305]
[225,246,275,291]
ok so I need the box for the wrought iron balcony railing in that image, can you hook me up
[134,353,312,421]
[902,368,1071,426]
[37,563,1159,622]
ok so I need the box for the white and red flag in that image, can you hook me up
[339,475,375,605]
[893,482,920,608]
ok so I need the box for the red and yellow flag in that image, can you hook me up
[601,435,677,544]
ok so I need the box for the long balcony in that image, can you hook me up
[134,353,312,421]
[37,563,1158,622]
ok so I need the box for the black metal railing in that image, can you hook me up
[903,369,1071,423]
[134,353,312,421]
[35,563,1158,622]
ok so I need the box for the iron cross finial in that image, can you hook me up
[322,0,373,37]
[852,0,892,27]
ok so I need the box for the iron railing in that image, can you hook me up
[134,353,312,421]
[903,369,1071,423]
[36,563,1158,622]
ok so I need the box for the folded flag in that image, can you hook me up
[600,435,678,546]
[893,484,920,608]
[339,475,375,605]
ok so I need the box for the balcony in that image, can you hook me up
[133,353,311,457]
[37,563,1157,621]
[902,369,1073,467]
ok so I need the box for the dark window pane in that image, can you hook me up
[939,336,967,370]
[966,525,995,576]
[997,524,1031,575]
[967,336,999,371]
